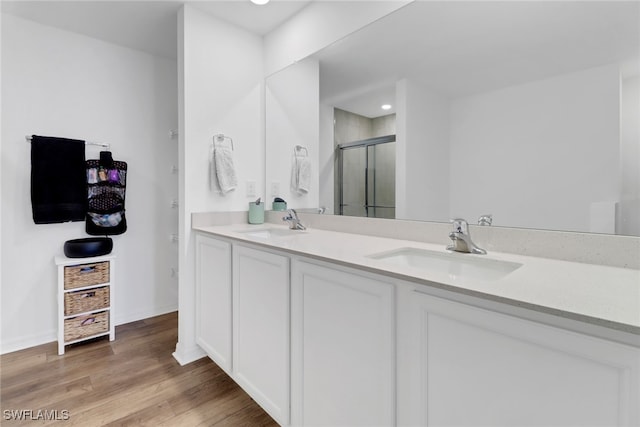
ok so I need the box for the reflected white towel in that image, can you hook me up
[214,146,237,194]
[290,155,298,193]
[297,156,311,193]
[209,146,218,192]
[291,154,311,194]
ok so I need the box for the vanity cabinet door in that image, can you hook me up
[195,234,232,374]
[291,260,395,427]
[397,289,640,427]
[233,245,290,426]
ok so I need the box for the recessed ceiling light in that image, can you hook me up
[381,104,392,110]
[251,0,270,5]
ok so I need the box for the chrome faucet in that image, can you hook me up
[282,209,306,230]
[447,218,486,254]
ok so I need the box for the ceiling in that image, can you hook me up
[5,1,638,119]
[190,0,310,36]
[316,1,640,118]
[1,0,311,59]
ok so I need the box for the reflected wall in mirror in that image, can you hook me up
[265,1,640,236]
[266,57,319,212]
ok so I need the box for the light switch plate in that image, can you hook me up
[271,181,280,196]
[246,180,257,197]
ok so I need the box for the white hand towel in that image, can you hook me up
[290,154,299,193]
[209,145,219,192]
[291,154,311,194]
[297,156,311,194]
[214,146,237,194]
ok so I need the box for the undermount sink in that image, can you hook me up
[235,227,306,239]
[367,247,522,281]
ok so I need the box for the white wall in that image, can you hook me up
[264,1,411,76]
[172,4,412,364]
[175,5,264,364]
[619,75,640,236]
[396,79,450,222]
[319,103,334,213]
[1,14,179,353]
[266,57,319,208]
[449,64,620,233]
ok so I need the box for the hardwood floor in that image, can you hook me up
[0,312,278,426]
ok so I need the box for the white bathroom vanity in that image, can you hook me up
[192,219,639,427]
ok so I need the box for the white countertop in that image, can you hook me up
[194,223,640,336]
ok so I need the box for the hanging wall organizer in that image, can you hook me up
[85,151,128,235]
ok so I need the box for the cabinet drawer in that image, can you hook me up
[64,286,110,316]
[64,311,109,342]
[64,261,110,289]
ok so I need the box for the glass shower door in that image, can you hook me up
[367,142,396,219]
[339,136,395,219]
[340,146,367,217]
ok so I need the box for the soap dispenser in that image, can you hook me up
[248,198,264,224]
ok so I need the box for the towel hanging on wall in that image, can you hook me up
[30,135,87,224]
[209,134,237,194]
[291,145,311,195]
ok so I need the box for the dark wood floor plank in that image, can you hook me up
[101,400,176,427]
[160,388,258,427]
[165,366,272,425]
[212,402,280,427]
[2,340,114,390]
[1,375,93,410]
[0,312,278,427]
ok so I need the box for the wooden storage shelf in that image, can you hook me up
[55,254,116,355]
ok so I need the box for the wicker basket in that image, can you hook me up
[64,286,109,316]
[64,261,110,290]
[64,311,109,342]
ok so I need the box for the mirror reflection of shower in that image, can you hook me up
[334,108,396,219]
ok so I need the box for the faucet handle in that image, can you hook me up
[450,218,469,233]
[478,214,493,226]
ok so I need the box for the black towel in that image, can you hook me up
[31,135,87,224]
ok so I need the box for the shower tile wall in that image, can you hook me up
[372,114,396,137]
[334,108,396,218]
[334,108,396,144]
[335,108,371,144]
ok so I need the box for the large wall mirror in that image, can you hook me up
[265,1,640,236]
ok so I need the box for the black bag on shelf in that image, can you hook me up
[85,152,128,235]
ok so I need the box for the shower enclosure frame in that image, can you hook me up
[337,134,396,218]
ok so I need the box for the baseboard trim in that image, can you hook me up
[1,306,179,355]
[0,329,57,355]
[114,304,179,326]
[172,342,206,366]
